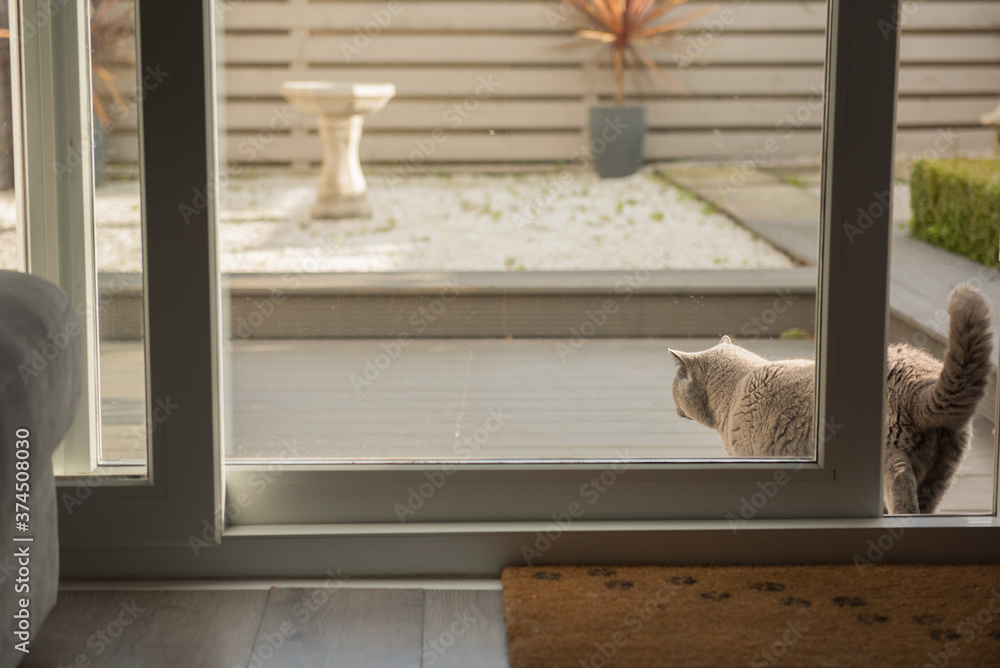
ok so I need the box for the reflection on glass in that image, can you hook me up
[0,9,18,271]
[217,0,829,464]
[884,6,999,513]
[90,0,148,467]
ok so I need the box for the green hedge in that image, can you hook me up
[909,158,1000,269]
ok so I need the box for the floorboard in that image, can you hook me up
[249,588,423,667]
[421,590,508,668]
[24,590,268,668]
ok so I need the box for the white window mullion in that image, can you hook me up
[49,0,998,579]
[813,0,900,515]
[40,0,223,550]
[13,0,101,475]
[222,0,902,528]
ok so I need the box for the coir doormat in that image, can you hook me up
[502,564,1000,668]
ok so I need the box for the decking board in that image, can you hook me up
[98,336,994,513]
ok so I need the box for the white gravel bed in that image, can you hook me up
[0,168,797,272]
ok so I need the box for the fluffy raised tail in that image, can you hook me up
[917,284,994,428]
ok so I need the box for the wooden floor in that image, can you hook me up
[26,585,507,668]
[98,336,995,513]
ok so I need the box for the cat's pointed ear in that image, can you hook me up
[669,349,692,367]
[720,335,733,345]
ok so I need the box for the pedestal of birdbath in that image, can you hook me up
[281,81,395,219]
[981,102,1000,155]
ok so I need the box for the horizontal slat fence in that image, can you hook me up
[106,0,1000,168]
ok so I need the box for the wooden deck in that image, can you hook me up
[99,337,995,514]
[98,269,818,340]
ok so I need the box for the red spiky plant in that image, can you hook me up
[559,0,718,105]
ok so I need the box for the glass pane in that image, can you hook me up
[216,0,827,463]
[886,6,999,514]
[91,0,148,468]
[0,5,18,271]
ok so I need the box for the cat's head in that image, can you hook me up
[669,335,760,429]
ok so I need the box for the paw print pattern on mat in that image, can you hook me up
[604,580,634,590]
[587,568,617,577]
[532,571,561,581]
[700,591,731,602]
[857,614,888,625]
[779,597,811,608]
[668,576,697,586]
[832,596,867,608]
[750,581,787,592]
[929,628,962,642]
[912,614,943,626]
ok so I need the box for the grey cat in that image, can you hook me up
[669,284,993,514]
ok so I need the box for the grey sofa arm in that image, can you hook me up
[1,270,82,666]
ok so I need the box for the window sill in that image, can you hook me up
[59,517,1000,581]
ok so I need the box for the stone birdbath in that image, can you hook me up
[280,81,395,219]
[981,101,1000,155]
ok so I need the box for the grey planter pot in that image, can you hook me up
[589,106,646,178]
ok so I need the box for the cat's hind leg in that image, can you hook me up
[915,432,968,514]
[883,452,919,514]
